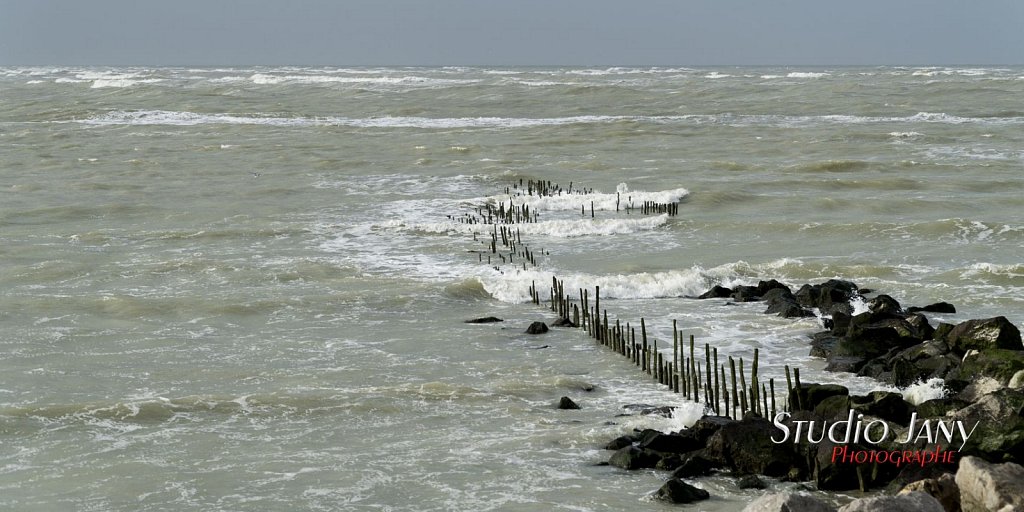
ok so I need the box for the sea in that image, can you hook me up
[1,66,1022,511]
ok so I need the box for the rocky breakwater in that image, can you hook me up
[653,278,1024,508]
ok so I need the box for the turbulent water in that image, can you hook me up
[1,66,1022,511]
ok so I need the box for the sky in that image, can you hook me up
[1,0,1022,66]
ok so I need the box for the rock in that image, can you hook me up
[955,456,1024,512]
[1010,370,1024,389]
[850,391,915,426]
[608,446,660,470]
[737,474,767,490]
[671,453,717,478]
[953,348,1024,386]
[557,396,580,410]
[653,478,710,504]
[837,491,944,512]
[731,285,761,302]
[907,302,957,314]
[550,317,576,327]
[655,455,684,471]
[766,298,814,318]
[684,415,734,444]
[756,279,791,296]
[914,398,969,419]
[906,313,936,341]
[698,285,732,299]
[831,311,853,335]
[762,286,795,303]
[789,383,849,413]
[795,279,859,310]
[741,492,836,512]
[933,322,956,341]
[465,316,503,323]
[638,431,702,454]
[899,473,960,512]
[604,435,634,450]
[814,394,851,421]
[948,389,1024,463]
[525,321,549,334]
[703,417,807,477]
[867,294,903,315]
[840,315,923,360]
[945,316,1023,353]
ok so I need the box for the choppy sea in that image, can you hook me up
[1,66,1022,510]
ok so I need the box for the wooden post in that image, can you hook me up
[770,378,776,418]
[739,358,748,415]
[730,357,738,419]
[794,367,803,411]
[785,365,793,413]
[722,364,730,418]
[751,348,760,416]
[713,347,720,415]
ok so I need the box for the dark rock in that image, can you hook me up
[608,446,660,470]
[742,492,835,512]
[907,302,957,314]
[766,299,814,318]
[850,391,914,426]
[905,313,936,341]
[604,435,635,450]
[638,405,675,417]
[898,473,960,512]
[946,316,1023,353]
[737,474,767,490]
[814,394,851,420]
[813,438,865,491]
[684,415,734,444]
[762,287,795,303]
[795,279,859,310]
[756,279,791,296]
[698,285,732,299]
[550,317,576,328]
[671,454,717,478]
[656,455,684,471]
[867,294,903,315]
[831,311,853,335]
[951,348,1024,386]
[914,398,967,419]
[887,465,956,494]
[789,384,849,413]
[841,315,923,359]
[731,285,761,302]
[837,492,944,512]
[525,321,549,334]
[465,316,504,323]
[704,417,807,477]
[557,396,580,409]
[653,478,710,504]
[933,322,955,342]
[950,389,1024,464]
[639,431,702,454]
[858,288,874,294]
[810,332,842,359]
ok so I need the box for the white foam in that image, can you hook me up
[477,267,713,304]
[249,73,480,87]
[888,131,923,138]
[900,378,947,405]
[787,72,829,78]
[483,186,690,212]
[380,214,669,238]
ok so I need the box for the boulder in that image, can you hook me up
[557,396,580,410]
[867,294,903,315]
[703,417,807,477]
[789,384,849,413]
[945,316,1022,353]
[741,492,836,512]
[914,398,969,419]
[525,321,549,334]
[638,431,702,454]
[840,315,923,360]
[608,446,660,470]
[907,302,957,314]
[814,394,851,421]
[850,391,915,426]
[698,285,732,299]
[949,389,1024,463]
[465,316,503,323]
[683,415,733,444]
[955,456,1024,512]
[737,474,767,490]
[953,348,1024,385]
[906,313,936,341]
[671,453,717,478]
[604,435,634,450]
[899,473,960,512]
[653,478,710,504]
[550,317,576,328]
[731,285,761,302]
[837,491,944,512]
[795,279,859,310]
[756,279,791,296]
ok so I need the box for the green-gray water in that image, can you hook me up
[1,66,1022,510]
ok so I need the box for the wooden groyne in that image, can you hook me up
[463,179,788,419]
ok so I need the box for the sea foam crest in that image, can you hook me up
[380,215,668,238]
[478,267,713,304]
[484,184,690,212]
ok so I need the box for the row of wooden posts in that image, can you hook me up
[529,276,806,419]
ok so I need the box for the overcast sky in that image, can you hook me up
[1,0,1022,66]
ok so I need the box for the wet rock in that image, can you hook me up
[756,279,791,296]
[905,313,936,341]
[737,474,767,490]
[703,417,807,477]
[465,316,504,323]
[525,321,549,334]
[949,389,1024,463]
[813,394,851,421]
[604,435,635,450]
[638,431,702,454]
[838,491,944,512]
[608,446,660,470]
[841,315,923,360]
[914,398,969,419]
[795,279,859,310]
[731,285,761,302]
[684,415,734,444]
[945,316,1022,353]
[741,492,835,512]
[557,396,580,410]
[951,348,1024,385]
[867,294,903,315]
[850,391,915,426]
[653,478,710,504]
[899,473,960,512]
[698,285,732,299]
[907,302,957,314]
[550,317,576,328]
[789,383,849,413]
[655,455,684,471]
[955,456,1024,512]
[671,453,717,478]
